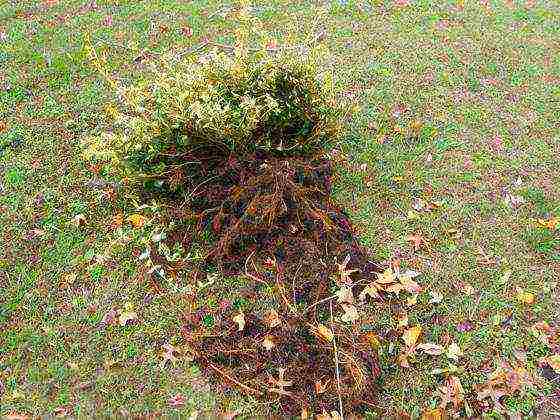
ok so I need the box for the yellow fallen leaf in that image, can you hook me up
[446,342,462,361]
[359,283,381,300]
[516,289,535,305]
[365,332,381,350]
[233,312,245,331]
[119,310,138,326]
[537,217,559,230]
[421,407,444,420]
[402,326,422,349]
[399,274,422,293]
[127,213,146,228]
[397,352,410,368]
[407,294,418,306]
[376,268,396,284]
[315,324,334,342]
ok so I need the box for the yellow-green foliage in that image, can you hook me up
[84,48,341,188]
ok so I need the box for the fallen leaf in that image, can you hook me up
[233,312,245,331]
[359,283,381,300]
[160,343,181,368]
[406,294,418,306]
[537,217,559,230]
[168,394,186,408]
[421,407,444,420]
[397,352,411,368]
[402,326,422,349]
[127,213,146,228]
[268,367,292,395]
[101,308,118,326]
[72,213,86,227]
[0,121,6,132]
[397,313,409,328]
[111,213,124,229]
[457,321,473,332]
[399,273,422,293]
[181,26,194,37]
[446,342,462,361]
[540,354,560,374]
[315,324,334,342]
[461,282,475,295]
[335,285,354,304]
[340,304,359,323]
[314,379,328,394]
[439,375,464,410]
[262,335,275,351]
[516,289,535,305]
[118,306,138,326]
[336,255,358,284]
[263,309,281,328]
[417,343,444,356]
[376,268,396,284]
[406,233,426,251]
[429,290,443,304]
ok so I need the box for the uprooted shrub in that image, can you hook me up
[85,48,382,415]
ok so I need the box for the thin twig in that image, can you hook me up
[207,362,262,397]
[180,175,220,208]
[330,301,344,420]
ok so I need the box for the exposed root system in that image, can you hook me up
[165,150,381,415]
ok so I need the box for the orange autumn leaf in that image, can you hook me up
[421,407,444,420]
[127,214,146,228]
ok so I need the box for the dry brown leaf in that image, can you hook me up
[263,309,281,328]
[540,354,560,373]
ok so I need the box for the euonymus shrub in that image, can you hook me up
[84,49,341,194]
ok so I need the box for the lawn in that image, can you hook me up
[1,0,559,417]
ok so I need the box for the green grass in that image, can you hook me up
[1,0,559,417]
